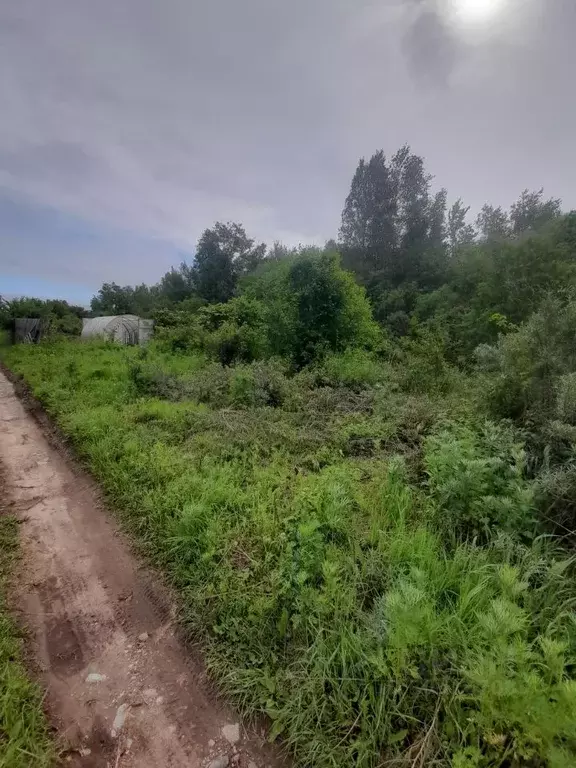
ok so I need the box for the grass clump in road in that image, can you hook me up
[0,513,54,767]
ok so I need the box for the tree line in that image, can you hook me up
[93,144,573,368]
[2,143,573,360]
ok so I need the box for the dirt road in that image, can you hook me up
[0,369,276,768]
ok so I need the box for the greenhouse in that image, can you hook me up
[81,315,154,345]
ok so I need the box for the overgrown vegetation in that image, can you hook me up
[0,297,85,338]
[5,314,576,767]
[5,145,576,767]
[0,510,54,767]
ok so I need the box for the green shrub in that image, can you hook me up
[204,319,268,366]
[482,298,576,425]
[287,251,381,365]
[231,360,291,407]
[243,248,381,366]
[185,363,232,407]
[536,462,576,533]
[128,362,184,400]
[313,348,391,390]
[425,422,536,541]
[556,373,576,425]
[154,249,381,368]
[194,297,269,364]
[154,319,204,353]
[154,296,269,362]
[187,359,292,409]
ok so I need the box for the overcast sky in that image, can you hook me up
[1,0,574,302]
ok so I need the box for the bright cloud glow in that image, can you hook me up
[450,0,505,24]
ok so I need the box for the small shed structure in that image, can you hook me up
[13,318,50,343]
[81,315,154,345]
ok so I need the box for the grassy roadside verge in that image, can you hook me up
[4,339,576,768]
[0,506,54,767]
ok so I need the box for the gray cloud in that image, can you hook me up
[0,0,575,287]
[403,2,461,85]
[0,142,98,185]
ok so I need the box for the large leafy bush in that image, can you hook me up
[243,248,381,366]
[425,422,536,541]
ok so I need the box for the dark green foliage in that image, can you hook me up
[91,281,151,315]
[285,250,380,365]
[192,221,266,303]
[480,298,576,426]
[154,295,269,362]
[476,204,510,242]
[340,151,398,260]
[510,188,562,235]
[0,296,85,337]
[0,297,85,324]
[447,198,476,254]
[339,146,449,291]
[338,144,572,353]
[425,422,536,541]
[413,214,576,361]
[266,248,380,363]
[156,249,380,368]
[198,297,270,364]
[377,323,455,395]
[475,297,576,533]
[158,263,196,304]
[90,265,196,316]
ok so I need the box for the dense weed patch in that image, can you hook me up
[4,338,576,767]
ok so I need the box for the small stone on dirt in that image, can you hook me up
[85,672,107,684]
[111,703,128,736]
[221,723,240,745]
[207,757,229,768]
[208,739,215,747]
[79,748,92,757]
[248,762,257,768]
[138,631,149,641]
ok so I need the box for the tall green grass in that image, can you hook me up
[4,338,576,767]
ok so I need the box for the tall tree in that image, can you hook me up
[339,151,398,274]
[340,146,448,289]
[428,189,448,251]
[447,199,476,255]
[339,158,370,250]
[159,262,195,304]
[192,222,266,304]
[91,283,138,315]
[394,149,433,281]
[510,189,562,235]
[476,204,510,242]
[267,241,296,261]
